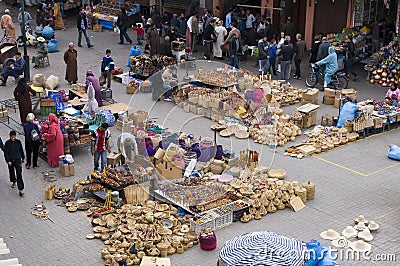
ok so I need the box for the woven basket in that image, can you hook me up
[268,169,286,179]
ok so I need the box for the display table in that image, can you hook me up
[100,102,132,115]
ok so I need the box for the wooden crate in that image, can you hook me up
[93,24,102,32]
[124,184,149,205]
[40,98,55,107]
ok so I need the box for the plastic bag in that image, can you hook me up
[45,75,59,89]
[388,145,400,160]
[32,74,46,87]
[48,38,60,53]
[42,25,54,40]
[126,45,142,66]
[337,102,357,128]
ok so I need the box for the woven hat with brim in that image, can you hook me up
[350,240,372,252]
[358,228,373,242]
[368,221,379,231]
[354,215,369,225]
[354,222,367,231]
[331,236,351,248]
[320,229,340,240]
[37,37,46,42]
[342,226,358,239]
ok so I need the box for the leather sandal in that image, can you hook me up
[11,182,16,188]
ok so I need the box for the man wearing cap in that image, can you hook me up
[32,37,48,68]
[117,132,138,164]
[91,123,111,172]
[0,52,25,86]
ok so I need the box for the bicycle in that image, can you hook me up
[305,63,348,90]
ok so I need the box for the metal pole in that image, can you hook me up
[21,1,30,81]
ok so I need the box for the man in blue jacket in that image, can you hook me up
[0,52,25,86]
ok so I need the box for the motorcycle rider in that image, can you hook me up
[315,46,338,89]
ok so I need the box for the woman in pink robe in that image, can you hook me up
[46,113,64,166]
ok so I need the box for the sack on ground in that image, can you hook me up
[45,75,59,90]
[33,74,46,87]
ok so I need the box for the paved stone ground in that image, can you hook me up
[0,5,399,266]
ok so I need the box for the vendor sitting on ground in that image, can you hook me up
[161,65,178,101]
[32,36,48,68]
[385,82,400,103]
[0,52,25,86]
[116,133,138,164]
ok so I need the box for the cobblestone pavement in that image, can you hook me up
[0,5,399,266]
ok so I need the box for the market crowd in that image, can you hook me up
[0,1,398,199]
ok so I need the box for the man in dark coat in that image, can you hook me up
[317,37,330,61]
[14,78,36,123]
[117,8,132,44]
[309,35,321,64]
[257,35,270,75]
[228,32,241,69]
[147,24,160,56]
[64,42,78,84]
[293,33,306,79]
[159,36,173,57]
[4,130,25,196]
[283,17,296,45]
[265,18,274,42]
[246,25,258,46]
[203,19,216,60]
[77,8,93,48]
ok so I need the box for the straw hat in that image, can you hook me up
[354,222,367,231]
[331,236,351,248]
[368,221,379,231]
[320,229,340,240]
[358,228,373,242]
[350,240,372,252]
[37,36,46,42]
[180,224,190,233]
[354,215,369,225]
[342,226,358,239]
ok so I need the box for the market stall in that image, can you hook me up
[93,0,140,30]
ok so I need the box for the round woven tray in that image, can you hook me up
[267,169,286,179]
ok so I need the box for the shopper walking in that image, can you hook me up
[18,9,32,35]
[278,40,294,81]
[23,113,40,169]
[117,8,133,45]
[64,42,78,84]
[293,33,306,80]
[4,130,25,196]
[100,49,114,89]
[77,8,93,48]
[14,78,36,124]
[187,14,199,52]
[257,35,270,75]
[228,32,241,69]
[213,19,227,59]
[46,113,64,166]
[91,123,111,172]
[344,37,359,81]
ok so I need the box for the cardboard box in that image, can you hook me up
[373,117,383,128]
[156,161,183,180]
[324,88,336,97]
[301,89,319,105]
[68,164,75,176]
[140,256,171,266]
[323,96,335,105]
[107,152,121,166]
[334,97,342,109]
[59,164,70,177]
[365,117,374,128]
[40,98,55,107]
[297,103,319,128]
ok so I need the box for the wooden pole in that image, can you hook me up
[237,4,283,11]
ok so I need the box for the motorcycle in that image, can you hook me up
[305,63,348,90]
